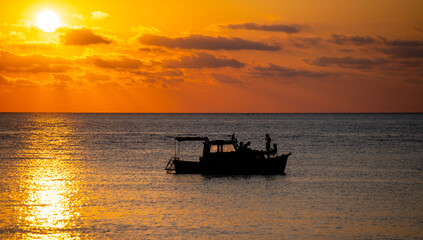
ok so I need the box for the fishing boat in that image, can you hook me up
[165,135,291,175]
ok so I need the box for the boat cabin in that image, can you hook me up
[203,140,237,156]
[174,137,238,160]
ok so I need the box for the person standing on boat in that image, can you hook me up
[231,134,239,150]
[265,134,271,158]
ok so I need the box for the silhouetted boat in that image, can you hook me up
[165,135,291,175]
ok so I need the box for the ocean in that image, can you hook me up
[0,113,422,239]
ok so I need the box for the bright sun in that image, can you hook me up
[36,10,61,32]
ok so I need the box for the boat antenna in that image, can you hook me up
[174,139,177,157]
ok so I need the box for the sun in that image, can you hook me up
[36,10,61,32]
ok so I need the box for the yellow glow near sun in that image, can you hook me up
[36,10,61,32]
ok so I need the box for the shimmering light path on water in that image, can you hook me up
[0,113,422,239]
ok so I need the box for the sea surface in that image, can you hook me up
[0,113,422,239]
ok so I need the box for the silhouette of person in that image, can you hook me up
[231,134,239,150]
[265,134,271,158]
[238,141,251,152]
[271,143,277,156]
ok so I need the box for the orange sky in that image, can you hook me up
[1,0,422,112]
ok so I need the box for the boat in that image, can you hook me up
[165,135,291,175]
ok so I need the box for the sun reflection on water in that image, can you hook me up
[10,114,86,239]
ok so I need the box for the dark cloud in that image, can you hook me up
[381,38,423,47]
[164,52,245,69]
[339,48,354,53]
[328,35,423,59]
[252,63,330,78]
[138,34,280,51]
[91,56,143,69]
[397,60,422,68]
[291,37,321,49]
[380,47,423,59]
[304,56,389,69]
[329,34,376,45]
[376,38,423,59]
[212,74,243,84]
[61,28,112,45]
[158,70,184,77]
[133,70,184,77]
[0,50,71,73]
[138,47,166,53]
[329,34,423,51]
[225,23,301,33]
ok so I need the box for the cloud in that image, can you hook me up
[397,60,422,68]
[84,72,112,82]
[157,70,184,77]
[60,28,112,45]
[90,56,143,70]
[304,56,389,69]
[0,74,10,85]
[164,52,245,69]
[212,74,243,84]
[50,74,75,89]
[0,75,36,87]
[224,23,301,33]
[329,34,376,45]
[0,50,71,73]
[91,11,109,20]
[161,77,184,84]
[381,38,423,47]
[290,37,321,49]
[52,73,73,82]
[51,74,74,89]
[329,34,423,48]
[252,63,330,78]
[339,48,354,53]
[132,70,184,85]
[138,47,166,53]
[327,35,423,59]
[379,47,423,59]
[377,38,423,59]
[138,34,280,51]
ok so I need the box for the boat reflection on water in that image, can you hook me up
[4,114,87,239]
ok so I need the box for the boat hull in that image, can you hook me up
[172,160,202,174]
[172,154,289,175]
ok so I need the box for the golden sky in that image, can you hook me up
[1,0,422,112]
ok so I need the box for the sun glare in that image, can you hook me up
[36,10,61,32]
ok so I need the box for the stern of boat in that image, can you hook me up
[165,156,178,173]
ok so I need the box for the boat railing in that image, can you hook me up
[165,156,179,173]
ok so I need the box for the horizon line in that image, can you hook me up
[1,111,422,114]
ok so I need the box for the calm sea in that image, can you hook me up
[0,113,422,239]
